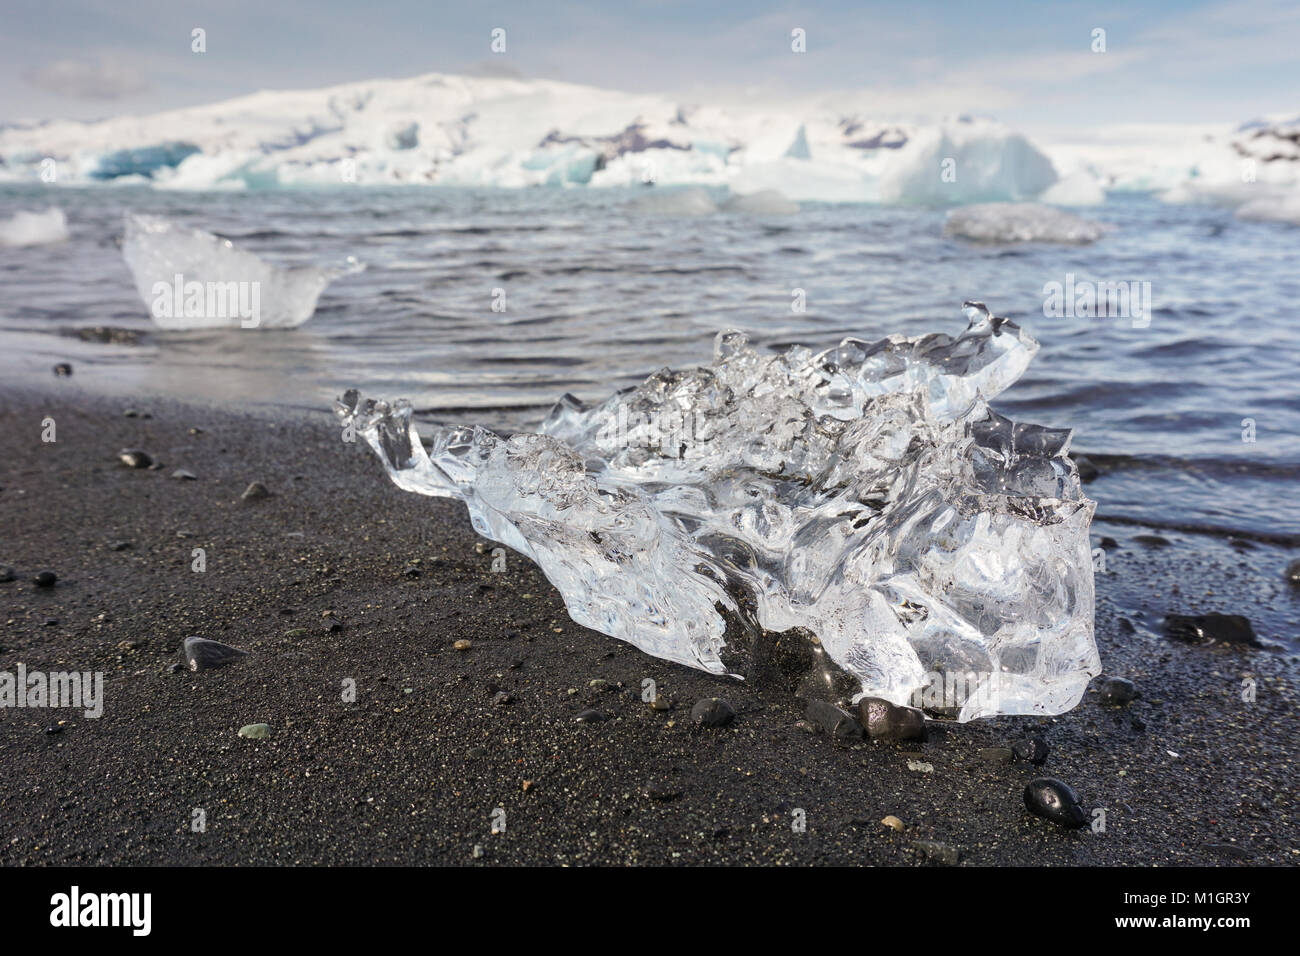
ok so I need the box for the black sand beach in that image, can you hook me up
[2,383,1297,866]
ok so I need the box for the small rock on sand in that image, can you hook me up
[241,481,271,501]
[182,636,249,671]
[1163,613,1260,647]
[238,723,271,739]
[859,697,926,741]
[1024,777,1089,829]
[1097,676,1139,705]
[690,697,735,727]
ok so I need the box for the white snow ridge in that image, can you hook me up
[0,71,1067,204]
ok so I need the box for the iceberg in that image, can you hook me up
[0,71,1065,204]
[1235,190,1300,225]
[944,203,1106,244]
[1039,171,1106,206]
[121,214,362,329]
[0,208,69,247]
[338,304,1100,721]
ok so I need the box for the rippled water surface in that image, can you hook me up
[3,184,1299,543]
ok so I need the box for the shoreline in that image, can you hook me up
[1,384,1296,865]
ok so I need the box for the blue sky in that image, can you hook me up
[2,0,1297,130]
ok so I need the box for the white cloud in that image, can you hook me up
[25,56,148,100]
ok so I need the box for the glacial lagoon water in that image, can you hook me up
[2,183,1299,563]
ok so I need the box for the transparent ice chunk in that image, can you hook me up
[122,213,362,329]
[339,303,1100,720]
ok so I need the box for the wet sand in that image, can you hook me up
[1,383,1296,865]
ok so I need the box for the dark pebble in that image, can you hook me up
[52,363,73,377]
[118,449,152,469]
[574,709,604,723]
[109,540,132,551]
[805,699,863,743]
[491,691,513,706]
[1132,533,1170,547]
[1024,777,1090,829]
[0,566,14,583]
[1012,736,1049,765]
[166,662,184,674]
[859,697,926,741]
[1285,558,1300,586]
[1099,536,1119,550]
[43,618,58,627]
[912,840,960,865]
[1097,676,1139,705]
[646,783,683,802]
[45,725,64,735]
[978,746,1015,764]
[182,635,249,672]
[690,697,735,728]
[170,469,197,480]
[33,570,58,587]
[1163,612,1260,647]
[241,481,271,501]
[1073,455,1099,482]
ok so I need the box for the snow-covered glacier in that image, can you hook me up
[337,303,1101,721]
[0,71,1064,205]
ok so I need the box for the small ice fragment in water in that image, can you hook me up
[121,213,362,329]
[0,208,69,247]
[944,202,1106,244]
[339,303,1100,721]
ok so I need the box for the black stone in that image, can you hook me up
[170,469,197,480]
[574,708,604,723]
[1024,777,1090,829]
[52,363,72,377]
[1073,455,1099,482]
[182,636,249,672]
[1097,676,1139,705]
[805,699,863,743]
[912,840,960,865]
[0,566,14,583]
[1163,613,1260,647]
[1012,736,1050,765]
[646,783,683,802]
[1285,558,1300,586]
[858,697,926,741]
[33,570,57,587]
[690,697,735,727]
[118,449,152,469]
[241,481,271,501]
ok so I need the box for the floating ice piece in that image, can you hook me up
[1235,191,1300,225]
[721,189,799,215]
[0,208,69,247]
[339,304,1100,721]
[944,202,1106,244]
[628,187,719,216]
[121,214,362,329]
